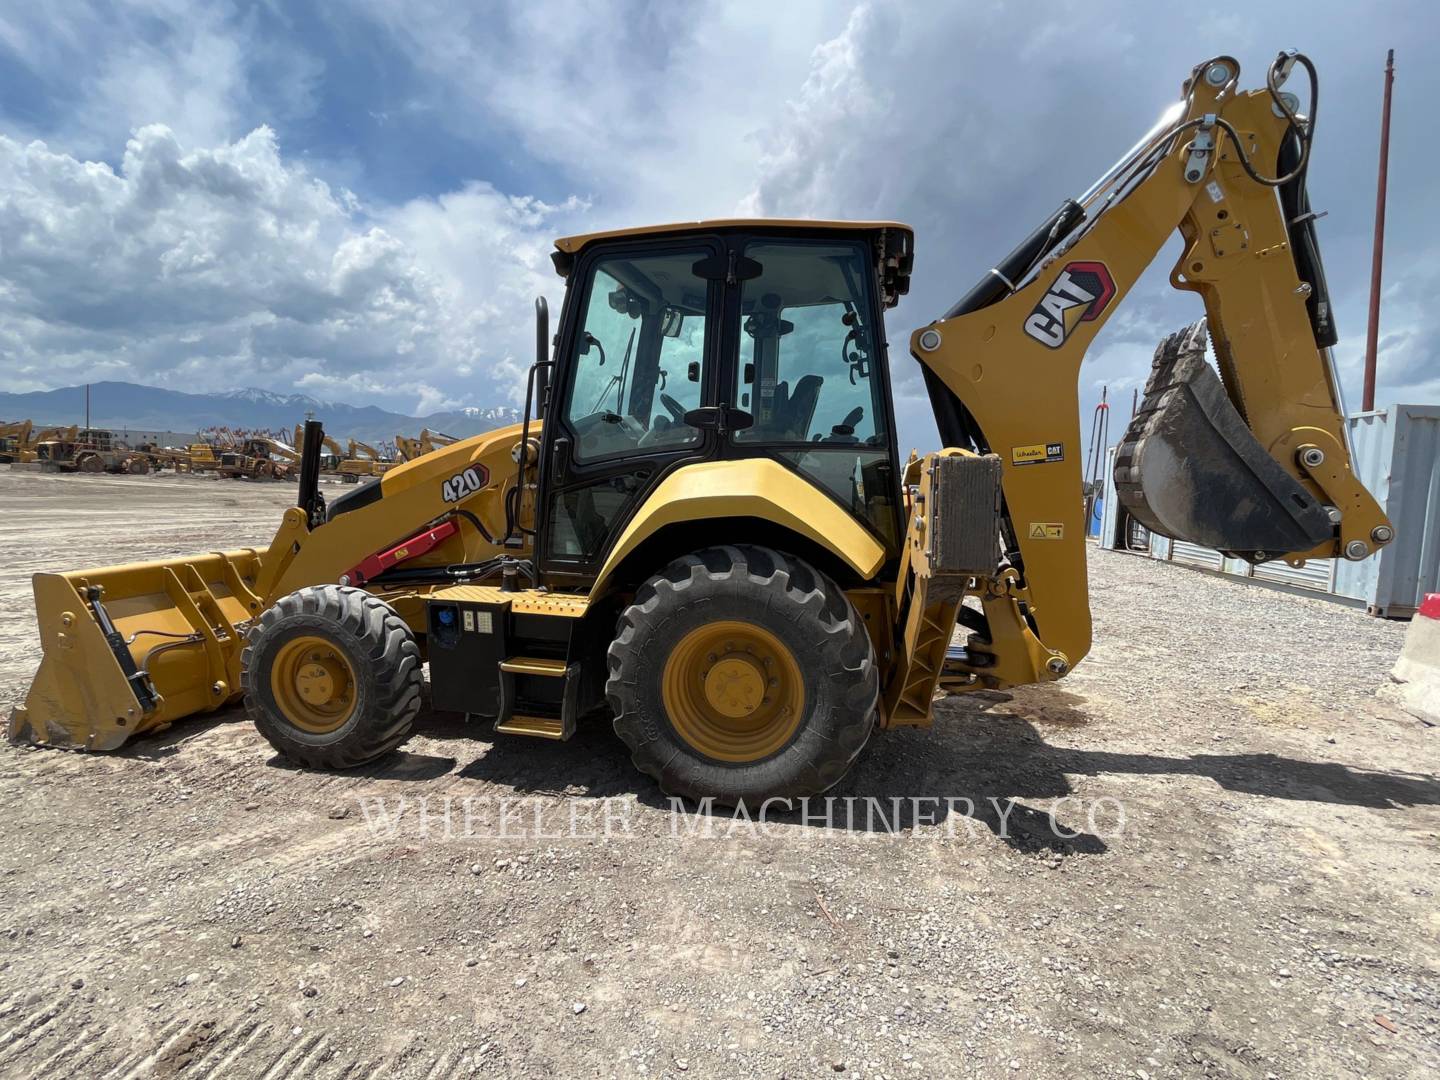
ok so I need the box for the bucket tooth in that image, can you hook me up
[1113,320,1332,560]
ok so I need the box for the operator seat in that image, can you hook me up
[780,374,823,440]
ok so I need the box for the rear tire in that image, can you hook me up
[77,453,104,473]
[241,585,421,769]
[607,545,877,806]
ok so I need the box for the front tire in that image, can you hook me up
[607,545,877,805]
[241,585,421,769]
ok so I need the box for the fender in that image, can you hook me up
[589,458,887,599]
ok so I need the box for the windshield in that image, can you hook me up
[563,250,710,462]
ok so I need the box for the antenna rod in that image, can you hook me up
[1362,48,1395,412]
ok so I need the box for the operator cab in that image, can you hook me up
[540,220,914,588]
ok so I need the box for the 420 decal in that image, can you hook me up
[441,464,490,502]
[1022,261,1115,348]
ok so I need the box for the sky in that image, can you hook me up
[0,0,1436,449]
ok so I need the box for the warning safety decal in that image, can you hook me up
[1027,522,1065,540]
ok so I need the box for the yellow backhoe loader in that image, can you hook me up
[8,52,1393,803]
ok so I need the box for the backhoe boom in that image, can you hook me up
[906,50,1390,692]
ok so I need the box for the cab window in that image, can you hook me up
[564,250,710,462]
[731,239,899,547]
[734,241,886,446]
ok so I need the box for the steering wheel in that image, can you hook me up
[571,410,642,437]
[824,406,865,444]
[659,393,687,422]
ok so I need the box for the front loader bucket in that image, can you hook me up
[1114,320,1332,561]
[7,550,266,751]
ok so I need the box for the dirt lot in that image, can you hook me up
[0,468,1436,1079]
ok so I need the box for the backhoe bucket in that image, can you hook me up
[7,550,266,751]
[1114,320,1332,560]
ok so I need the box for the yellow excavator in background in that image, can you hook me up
[0,420,34,463]
[396,428,458,462]
[293,426,346,475]
[2,423,78,464]
[9,52,1392,804]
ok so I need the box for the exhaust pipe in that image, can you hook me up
[298,419,327,526]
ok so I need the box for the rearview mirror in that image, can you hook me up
[659,308,685,338]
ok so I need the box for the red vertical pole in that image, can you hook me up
[1362,49,1395,412]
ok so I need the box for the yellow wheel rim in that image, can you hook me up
[270,635,358,734]
[661,620,805,763]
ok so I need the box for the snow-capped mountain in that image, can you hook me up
[0,381,521,445]
[218,388,329,411]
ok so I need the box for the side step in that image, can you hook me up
[494,714,565,740]
[495,656,579,741]
[499,657,568,676]
[425,589,596,743]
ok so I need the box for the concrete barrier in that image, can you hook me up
[1384,594,1440,726]
[6,462,42,472]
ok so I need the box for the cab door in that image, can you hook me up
[537,238,724,587]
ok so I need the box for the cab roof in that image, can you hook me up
[552,218,914,307]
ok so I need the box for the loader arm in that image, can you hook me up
[906,51,1391,697]
[8,423,535,750]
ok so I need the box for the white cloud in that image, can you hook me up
[0,1,319,158]
[733,3,1440,447]
[0,0,1436,440]
[0,124,583,413]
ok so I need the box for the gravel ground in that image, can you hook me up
[0,468,1436,1079]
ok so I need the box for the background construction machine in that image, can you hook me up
[338,439,392,483]
[0,420,34,463]
[395,428,457,462]
[186,441,221,473]
[292,426,344,475]
[132,442,194,473]
[217,436,295,481]
[34,429,151,474]
[8,52,1393,804]
[0,421,78,464]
